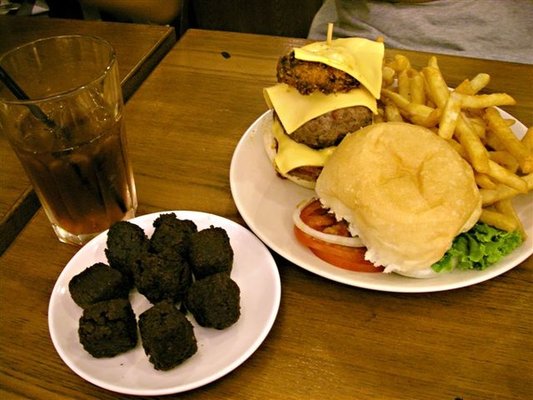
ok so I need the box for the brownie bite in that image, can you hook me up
[69,262,130,308]
[150,213,197,258]
[138,301,197,370]
[188,226,233,279]
[78,298,138,358]
[185,272,241,329]
[133,252,193,304]
[105,221,150,287]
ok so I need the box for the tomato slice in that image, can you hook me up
[294,226,383,273]
[299,199,351,236]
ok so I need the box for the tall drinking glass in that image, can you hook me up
[0,35,137,245]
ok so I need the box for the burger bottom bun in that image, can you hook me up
[263,123,318,190]
[315,122,482,275]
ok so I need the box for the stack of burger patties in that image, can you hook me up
[263,37,384,189]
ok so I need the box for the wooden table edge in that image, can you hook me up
[0,187,38,254]
[121,26,177,101]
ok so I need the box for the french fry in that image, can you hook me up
[487,160,527,193]
[382,89,437,125]
[382,66,396,87]
[427,55,439,69]
[468,116,486,139]
[438,92,462,139]
[456,113,490,173]
[410,72,426,104]
[470,73,490,92]
[479,208,518,232]
[410,108,441,128]
[398,69,411,100]
[382,97,404,122]
[446,138,466,158]
[475,173,497,190]
[485,107,533,173]
[374,107,385,123]
[455,73,490,95]
[489,151,519,173]
[481,185,515,206]
[480,172,533,205]
[387,54,411,72]
[460,93,516,109]
[485,129,506,151]
[422,66,450,108]
[495,199,527,239]
[455,79,473,95]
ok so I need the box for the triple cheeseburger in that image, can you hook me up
[263,37,384,189]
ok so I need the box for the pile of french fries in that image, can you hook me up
[376,54,533,238]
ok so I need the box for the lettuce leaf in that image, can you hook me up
[432,223,523,273]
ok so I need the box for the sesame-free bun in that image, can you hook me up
[315,122,482,276]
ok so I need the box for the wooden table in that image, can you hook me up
[0,16,176,254]
[1,29,531,399]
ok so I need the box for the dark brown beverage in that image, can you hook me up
[13,114,137,244]
[0,35,136,245]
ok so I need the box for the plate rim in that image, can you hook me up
[48,210,281,396]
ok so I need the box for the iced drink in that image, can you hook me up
[14,114,136,243]
[0,35,137,245]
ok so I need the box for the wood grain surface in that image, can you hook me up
[0,29,531,400]
[0,16,175,254]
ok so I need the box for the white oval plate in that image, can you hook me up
[48,211,281,395]
[229,110,533,293]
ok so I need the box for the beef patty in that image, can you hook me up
[279,106,373,149]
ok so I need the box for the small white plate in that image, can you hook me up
[229,110,533,293]
[48,211,281,396]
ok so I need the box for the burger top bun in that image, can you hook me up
[315,122,482,275]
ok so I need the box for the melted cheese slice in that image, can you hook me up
[272,117,336,174]
[264,83,377,134]
[294,37,384,99]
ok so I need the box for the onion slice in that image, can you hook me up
[292,198,364,248]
